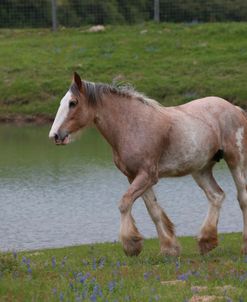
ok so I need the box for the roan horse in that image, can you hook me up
[49,72,247,257]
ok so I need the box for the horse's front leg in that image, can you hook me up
[119,170,154,256]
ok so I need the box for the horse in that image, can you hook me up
[49,72,247,257]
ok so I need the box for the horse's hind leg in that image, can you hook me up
[227,164,247,254]
[142,187,180,256]
[192,166,225,254]
[224,125,247,254]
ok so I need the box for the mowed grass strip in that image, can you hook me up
[0,233,246,301]
[0,23,247,118]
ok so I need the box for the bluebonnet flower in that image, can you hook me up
[69,282,73,290]
[82,289,88,299]
[191,271,200,277]
[98,257,106,269]
[61,256,67,268]
[12,250,17,260]
[92,258,97,270]
[108,280,116,292]
[239,272,247,282]
[177,272,190,281]
[82,259,89,266]
[52,256,56,268]
[22,256,27,264]
[90,294,97,302]
[27,265,32,274]
[59,292,64,301]
[93,284,102,297]
[144,271,151,280]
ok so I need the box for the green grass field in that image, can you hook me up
[0,233,247,301]
[0,23,247,120]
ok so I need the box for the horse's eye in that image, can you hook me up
[69,100,78,109]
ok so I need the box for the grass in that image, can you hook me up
[0,23,247,119]
[0,233,246,301]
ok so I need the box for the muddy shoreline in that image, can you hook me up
[0,114,53,125]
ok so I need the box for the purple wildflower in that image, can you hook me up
[93,284,102,297]
[61,256,67,268]
[90,294,97,302]
[12,250,17,260]
[175,259,180,270]
[144,271,151,280]
[59,292,64,301]
[52,256,56,268]
[92,258,97,270]
[239,272,247,282]
[108,280,116,292]
[69,282,74,290]
[98,257,106,269]
[27,265,32,274]
[82,259,89,266]
[177,273,189,281]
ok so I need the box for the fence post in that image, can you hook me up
[51,0,57,31]
[154,0,160,22]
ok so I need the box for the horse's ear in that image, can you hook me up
[73,72,83,93]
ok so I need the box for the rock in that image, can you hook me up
[88,25,105,33]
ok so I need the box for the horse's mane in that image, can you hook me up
[70,81,161,109]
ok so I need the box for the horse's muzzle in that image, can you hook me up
[53,131,69,145]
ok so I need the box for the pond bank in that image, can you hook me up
[0,114,53,125]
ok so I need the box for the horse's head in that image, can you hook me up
[49,72,95,145]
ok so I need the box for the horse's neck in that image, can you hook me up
[94,95,149,148]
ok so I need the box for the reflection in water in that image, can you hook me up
[0,125,242,251]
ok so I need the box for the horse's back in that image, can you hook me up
[178,96,247,134]
[159,96,247,176]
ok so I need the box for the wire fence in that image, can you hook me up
[1,0,247,30]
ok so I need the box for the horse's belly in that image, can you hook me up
[158,125,218,177]
[158,155,209,177]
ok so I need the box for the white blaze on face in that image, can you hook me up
[236,127,245,166]
[49,90,72,138]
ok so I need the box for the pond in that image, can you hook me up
[0,124,242,251]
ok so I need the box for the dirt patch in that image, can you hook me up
[189,295,224,302]
[161,280,186,286]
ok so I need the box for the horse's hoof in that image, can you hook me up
[198,236,218,255]
[160,242,181,257]
[122,236,143,257]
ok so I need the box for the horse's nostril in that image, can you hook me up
[54,134,59,141]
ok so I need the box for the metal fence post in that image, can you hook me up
[51,0,57,31]
[154,0,160,22]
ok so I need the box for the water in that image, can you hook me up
[0,125,243,251]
